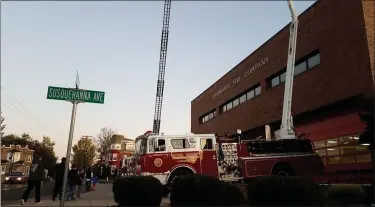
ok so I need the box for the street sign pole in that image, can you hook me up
[60,101,78,207]
[47,71,105,207]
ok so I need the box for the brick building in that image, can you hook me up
[1,145,34,178]
[191,0,374,182]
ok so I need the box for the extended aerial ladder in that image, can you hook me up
[276,0,299,140]
[152,0,172,134]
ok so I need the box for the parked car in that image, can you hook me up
[4,172,28,184]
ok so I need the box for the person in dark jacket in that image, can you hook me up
[52,157,66,201]
[21,155,44,205]
[85,167,93,191]
[76,169,85,198]
[67,164,79,200]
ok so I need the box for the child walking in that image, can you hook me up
[92,174,98,190]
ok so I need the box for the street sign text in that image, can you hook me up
[47,86,105,104]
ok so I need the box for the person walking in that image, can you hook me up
[76,169,85,198]
[21,154,44,205]
[52,157,66,201]
[67,164,79,200]
[85,167,93,191]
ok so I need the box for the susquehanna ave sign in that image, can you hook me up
[47,86,105,104]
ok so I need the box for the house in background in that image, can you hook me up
[1,145,34,180]
[101,134,134,174]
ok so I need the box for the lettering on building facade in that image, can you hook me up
[212,57,269,99]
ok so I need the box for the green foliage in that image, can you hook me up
[72,138,96,169]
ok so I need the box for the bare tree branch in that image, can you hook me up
[95,127,115,158]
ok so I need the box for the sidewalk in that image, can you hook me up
[4,183,170,207]
[4,183,116,207]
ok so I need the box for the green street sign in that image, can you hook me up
[47,86,105,104]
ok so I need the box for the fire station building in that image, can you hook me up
[191,0,374,181]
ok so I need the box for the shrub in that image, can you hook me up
[246,176,323,206]
[217,182,244,206]
[171,174,244,206]
[112,175,163,206]
[326,184,367,206]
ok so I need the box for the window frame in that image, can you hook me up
[170,138,191,149]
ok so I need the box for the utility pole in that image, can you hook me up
[60,72,80,207]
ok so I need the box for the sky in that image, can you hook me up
[1,1,315,159]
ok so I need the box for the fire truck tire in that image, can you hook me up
[167,168,194,186]
[271,162,295,176]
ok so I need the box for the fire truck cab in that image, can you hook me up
[133,132,324,187]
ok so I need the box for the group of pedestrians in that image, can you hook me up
[52,157,98,201]
[19,156,99,205]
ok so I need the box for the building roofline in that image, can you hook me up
[191,0,318,103]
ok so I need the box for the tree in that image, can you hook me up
[1,113,6,137]
[95,127,115,158]
[72,138,96,169]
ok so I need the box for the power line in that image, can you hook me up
[1,86,68,138]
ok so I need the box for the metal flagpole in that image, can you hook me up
[60,72,80,207]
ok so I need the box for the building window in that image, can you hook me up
[112,153,117,161]
[111,165,116,174]
[226,102,233,111]
[200,110,217,124]
[239,94,246,104]
[232,98,239,108]
[313,134,371,166]
[220,84,261,114]
[254,86,261,96]
[170,139,190,149]
[280,72,286,83]
[247,90,254,100]
[26,166,30,174]
[271,76,280,88]
[267,50,321,88]
[27,155,31,162]
[294,61,307,76]
[307,53,320,68]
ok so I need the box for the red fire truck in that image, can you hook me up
[132,131,324,187]
[131,0,325,191]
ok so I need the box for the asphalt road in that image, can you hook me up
[2,183,27,191]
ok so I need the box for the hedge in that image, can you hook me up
[325,184,368,206]
[170,174,244,206]
[112,175,164,206]
[246,176,324,206]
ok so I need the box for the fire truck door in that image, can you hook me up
[199,137,219,178]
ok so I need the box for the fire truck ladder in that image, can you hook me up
[153,0,172,134]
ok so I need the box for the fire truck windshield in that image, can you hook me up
[135,138,147,155]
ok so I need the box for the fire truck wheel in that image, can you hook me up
[168,168,194,186]
[271,162,294,176]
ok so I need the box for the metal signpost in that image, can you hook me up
[47,72,105,207]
